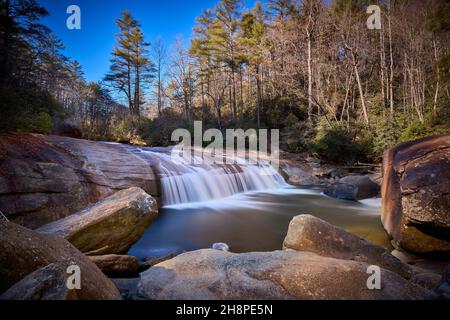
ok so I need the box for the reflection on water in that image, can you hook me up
[129,187,390,261]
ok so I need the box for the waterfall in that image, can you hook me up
[135,147,287,206]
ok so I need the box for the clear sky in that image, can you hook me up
[38,0,258,83]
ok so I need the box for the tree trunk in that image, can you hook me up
[307,29,313,123]
[256,65,261,129]
[351,50,370,126]
[388,4,394,116]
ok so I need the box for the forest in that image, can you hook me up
[0,0,449,163]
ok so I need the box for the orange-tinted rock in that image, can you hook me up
[0,133,160,228]
[381,135,450,256]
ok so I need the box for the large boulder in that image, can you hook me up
[1,263,78,300]
[37,187,158,255]
[137,249,428,300]
[53,122,83,138]
[0,133,160,228]
[381,135,450,256]
[0,220,121,299]
[325,175,380,201]
[282,215,412,279]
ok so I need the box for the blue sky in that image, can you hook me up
[38,0,258,83]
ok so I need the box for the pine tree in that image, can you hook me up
[105,11,154,117]
[239,2,266,128]
[209,0,243,122]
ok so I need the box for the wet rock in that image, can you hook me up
[37,187,158,255]
[0,220,120,299]
[283,215,412,279]
[137,249,428,300]
[381,134,450,256]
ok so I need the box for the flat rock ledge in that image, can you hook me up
[137,249,428,300]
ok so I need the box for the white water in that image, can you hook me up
[138,148,287,206]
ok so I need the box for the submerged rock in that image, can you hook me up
[283,215,412,279]
[0,220,121,299]
[137,249,428,300]
[381,134,450,256]
[37,187,158,255]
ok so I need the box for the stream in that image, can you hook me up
[129,186,389,261]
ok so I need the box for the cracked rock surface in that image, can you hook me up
[381,134,450,256]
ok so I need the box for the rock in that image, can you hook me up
[89,255,140,278]
[410,272,442,291]
[139,253,178,272]
[212,243,230,252]
[0,263,78,300]
[279,155,345,187]
[0,220,121,299]
[112,278,140,300]
[53,122,83,138]
[306,157,322,168]
[37,187,158,255]
[137,249,428,300]
[282,215,412,279]
[381,135,450,256]
[324,175,380,201]
[428,265,450,300]
[0,133,160,228]
[279,163,317,186]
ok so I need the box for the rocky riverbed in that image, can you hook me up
[0,133,449,300]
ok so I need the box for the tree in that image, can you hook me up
[239,2,266,128]
[152,38,166,116]
[210,0,243,122]
[105,11,154,117]
[168,38,195,122]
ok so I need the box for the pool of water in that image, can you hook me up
[129,187,390,261]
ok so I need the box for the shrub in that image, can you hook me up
[372,117,400,159]
[399,119,433,143]
[0,84,63,133]
[33,112,53,134]
[312,125,369,164]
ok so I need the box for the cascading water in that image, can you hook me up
[133,147,287,206]
[128,146,387,261]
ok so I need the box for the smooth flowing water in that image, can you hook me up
[128,147,389,261]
